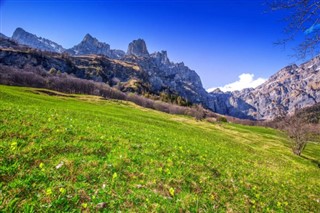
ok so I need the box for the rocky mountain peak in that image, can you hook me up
[66,34,125,59]
[67,34,110,56]
[11,27,65,53]
[12,27,34,42]
[209,88,223,94]
[127,39,149,57]
[81,34,104,46]
[83,33,95,42]
[12,27,26,37]
[151,50,171,65]
[263,64,299,86]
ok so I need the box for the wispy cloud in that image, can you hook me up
[305,24,320,34]
[207,73,267,92]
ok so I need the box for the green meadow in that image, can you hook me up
[0,85,319,212]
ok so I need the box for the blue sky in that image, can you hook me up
[0,0,306,90]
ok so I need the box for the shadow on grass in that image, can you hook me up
[301,155,320,168]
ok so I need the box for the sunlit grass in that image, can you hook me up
[0,85,319,212]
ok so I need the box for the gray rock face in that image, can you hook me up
[151,51,171,66]
[12,27,65,53]
[208,92,256,119]
[209,56,320,120]
[67,34,110,56]
[67,34,124,59]
[110,49,125,58]
[0,33,8,39]
[235,58,320,120]
[67,34,110,55]
[127,39,149,57]
[0,37,20,48]
[125,43,209,106]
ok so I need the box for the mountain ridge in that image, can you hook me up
[66,33,125,59]
[212,57,320,120]
[12,27,65,53]
[3,27,320,120]
[0,33,8,39]
[0,36,208,110]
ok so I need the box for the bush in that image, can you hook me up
[187,105,206,121]
[217,117,228,123]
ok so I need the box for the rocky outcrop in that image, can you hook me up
[124,44,209,106]
[0,37,20,48]
[151,51,171,66]
[110,49,126,59]
[67,34,111,56]
[127,39,149,57]
[66,34,125,59]
[208,89,256,119]
[209,57,320,120]
[12,27,65,53]
[234,58,320,119]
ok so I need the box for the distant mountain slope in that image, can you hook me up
[234,57,320,120]
[0,33,8,39]
[66,34,125,59]
[209,56,320,120]
[12,27,65,53]
[208,89,257,119]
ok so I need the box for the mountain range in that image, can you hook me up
[1,27,320,120]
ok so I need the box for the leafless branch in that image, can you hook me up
[268,0,320,58]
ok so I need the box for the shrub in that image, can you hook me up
[217,117,228,123]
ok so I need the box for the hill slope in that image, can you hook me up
[0,85,319,212]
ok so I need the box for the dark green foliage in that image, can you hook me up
[217,116,228,123]
[159,92,191,106]
[296,103,320,124]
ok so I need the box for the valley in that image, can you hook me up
[2,28,320,120]
[1,1,320,212]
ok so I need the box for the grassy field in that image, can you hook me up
[0,85,319,212]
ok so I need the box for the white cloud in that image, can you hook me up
[207,73,267,92]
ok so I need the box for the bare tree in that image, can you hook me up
[267,0,320,58]
[282,116,319,156]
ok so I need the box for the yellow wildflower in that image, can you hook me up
[169,187,175,197]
